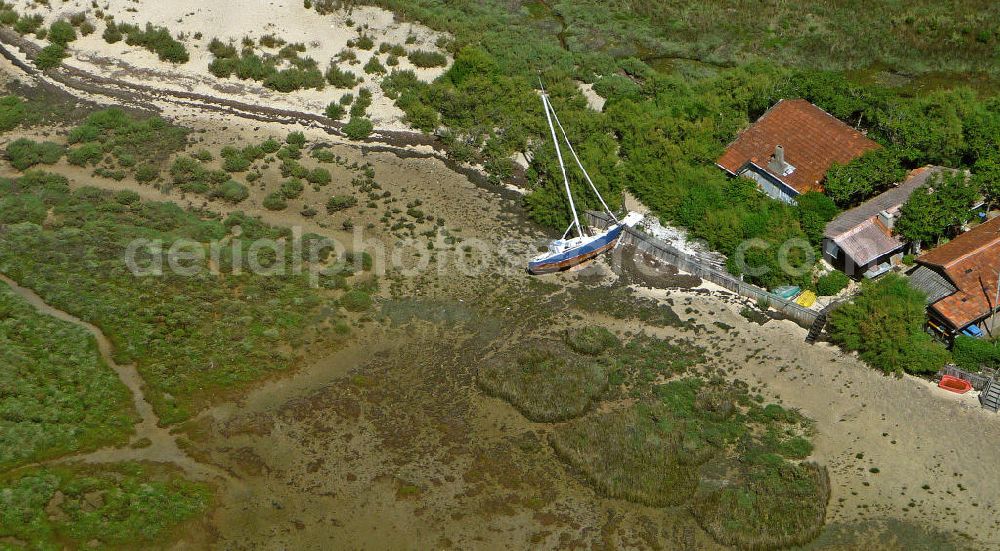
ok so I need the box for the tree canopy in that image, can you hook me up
[895,171,979,248]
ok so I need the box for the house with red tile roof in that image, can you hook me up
[910,215,1000,338]
[716,99,881,204]
[823,166,957,279]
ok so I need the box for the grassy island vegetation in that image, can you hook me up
[481,325,827,549]
[0,462,210,548]
[0,284,137,470]
[0,169,355,424]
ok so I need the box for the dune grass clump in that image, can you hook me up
[407,49,447,68]
[6,138,64,170]
[478,347,608,422]
[113,22,188,63]
[565,325,619,355]
[208,37,324,92]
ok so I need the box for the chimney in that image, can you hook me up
[768,144,786,175]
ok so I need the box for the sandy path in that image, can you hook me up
[0,273,228,482]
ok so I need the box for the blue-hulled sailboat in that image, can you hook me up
[528,87,642,275]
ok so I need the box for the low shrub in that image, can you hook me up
[120,23,189,63]
[114,189,140,205]
[363,56,386,75]
[286,131,306,147]
[326,194,357,213]
[102,20,122,43]
[222,154,251,173]
[325,65,360,88]
[0,96,27,131]
[340,289,372,311]
[48,20,77,45]
[7,138,64,170]
[214,180,249,203]
[66,142,104,166]
[35,43,68,70]
[816,271,850,296]
[325,101,345,120]
[343,117,373,140]
[952,336,1000,372]
[408,49,447,68]
[134,164,158,183]
[280,177,304,198]
[306,167,331,185]
[262,191,287,211]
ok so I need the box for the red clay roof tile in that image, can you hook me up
[716,99,881,195]
[917,216,1000,329]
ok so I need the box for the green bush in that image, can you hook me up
[325,101,345,120]
[14,14,44,35]
[828,274,950,375]
[134,164,159,183]
[343,117,373,140]
[280,177,304,199]
[102,20,122,43]
[354,34,374,50]
[286,131,306,147]
[363,56,386,75]
[66,142,104,166]
[48,20,77,45]
[191,148,213,162]
[35,43,68,70]
[262,191,287,211]
[340,289,372,311]
[260,138,281,153]
[79,20,95,36]
[0,96,26,131]
[408,49,447,68]
[952,336,1000,372]
[114,189,140,205]
[326,194,357,213]
[325,65,360,88]
[214,180,249,203]
[7,139,64,170]
[120,23,189,63]
[816,271,850,296]
[306,167,331,185]
[222,154,251,173]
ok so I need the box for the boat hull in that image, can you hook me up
[528,223,626,274]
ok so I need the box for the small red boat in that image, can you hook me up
[939,375,973,394]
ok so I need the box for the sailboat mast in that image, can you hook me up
[548,103,619,223]
[541,92,582,238]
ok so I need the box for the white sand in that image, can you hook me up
[8,0,451,130]
[575,80,604,112]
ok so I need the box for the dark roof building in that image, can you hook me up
[912,215,1000,333]
[717,99,880,204]
[822,166,954,278]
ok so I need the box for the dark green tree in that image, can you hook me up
[823,148,905,207]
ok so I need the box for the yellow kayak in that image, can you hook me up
[796,290,817,307]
